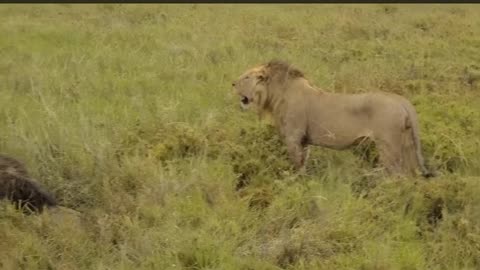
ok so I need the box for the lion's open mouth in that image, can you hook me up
[241,96,250,105]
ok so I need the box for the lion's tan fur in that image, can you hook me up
[232,60,433,177]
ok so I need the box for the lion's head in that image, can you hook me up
[231,65,266,111]
[232,60,304,113]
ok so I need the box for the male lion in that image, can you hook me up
[231,60,434,178]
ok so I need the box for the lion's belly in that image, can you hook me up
[307,114,372,150]
[305,93,393,149]
[309,131,369,150]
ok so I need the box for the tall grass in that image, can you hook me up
[0,4,479,269]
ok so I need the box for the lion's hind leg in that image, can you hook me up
[375,135,407,177]
[401,129,421,177]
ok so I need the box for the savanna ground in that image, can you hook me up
[1,4,480,270]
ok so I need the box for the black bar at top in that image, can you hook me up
[1,0,478,3]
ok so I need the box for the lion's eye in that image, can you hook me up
[245,76,250,79]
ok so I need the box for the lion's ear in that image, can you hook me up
[257,69,268,82]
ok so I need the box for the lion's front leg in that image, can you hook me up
[287,142,304,170]
[286,138,308,173]
[300,147,309,174]
[280,109,309,174]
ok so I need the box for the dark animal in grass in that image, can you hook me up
[0,155,57,213]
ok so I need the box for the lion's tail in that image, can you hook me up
[402,101,435,178]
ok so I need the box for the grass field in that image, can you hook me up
[1,4,480,270]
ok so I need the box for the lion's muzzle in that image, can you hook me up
[240,96,251,110]
[241,96,249,105]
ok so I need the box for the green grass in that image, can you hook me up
[1,4,480,270]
